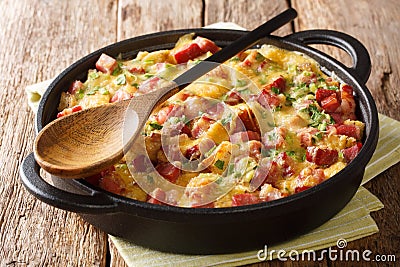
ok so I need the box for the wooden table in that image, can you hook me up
[1,0,399,266]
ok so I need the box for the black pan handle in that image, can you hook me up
[285,30,371,84]
[20,153,118,213]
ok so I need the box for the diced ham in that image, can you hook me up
[138,76,161,94]
[336,124,361,140]
[155,104,175,124]
[341,84,354,95]
[330,112,344,125]
[85,173,102,186]
[56,105,82,118]
[276,152,295,177]
[128,66,145,74]
[342,142,362,162]
[316,88,341,113]
[232,193,260,207]
[235,104,259,133]
[224,91,242,106]
[193,36,220,54]
[132,154,151,172]
[251,159,281,189]
[185,144,201,160]
[100,165,116,177]
[248,140,262,160]
[316,88,337,103]
[306,147,338,166]
[68,80,84,94]
[96,53,118,74]
[173,42,203,64]
[99,175,123,194]
[191,116,215,138]
[110,89,132,103]
[269,76,286,93]
[155,162,180,183]
[257,87,282,108]
[147,188,166,205]
[297,127,319,147]
[321,94,341,113]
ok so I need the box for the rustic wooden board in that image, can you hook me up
[117,0,204,41]
[292,0,400,266]
[0,0,117,265]
[204,0,292,36]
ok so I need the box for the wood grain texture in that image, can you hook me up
[109,237,129,267]
[292,0,400,266]
[204,0,292,36]
[0,0,117,265]
[117,0,204,41]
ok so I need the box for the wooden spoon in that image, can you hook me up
[34,8,297,178]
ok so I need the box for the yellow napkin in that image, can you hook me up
[108,113,400,267]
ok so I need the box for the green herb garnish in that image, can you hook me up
[89,71,100,80]
[114,74,126,85]
[214,159,225,170]
[149,121,163,130]
[99,88,109,95]
[271,87,280,95]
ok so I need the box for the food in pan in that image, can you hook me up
[58,34,364,208]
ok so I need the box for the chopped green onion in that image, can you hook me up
[214,159,225,170]
[205,145,217,158]
[255,52,265,62]
[149,121,163,130]
[114,74,126,85]
[287,151,296,157]
[236,79,248,87]
[89,71,100,80]
[237,88,250,95]
[144,73,154,78]
[271,87,280,95]
[220,113,233,126]
[111,65,122,76]
[99,88,109,95]
[86,91,96,95]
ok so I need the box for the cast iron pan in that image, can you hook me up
[20,28,379,254]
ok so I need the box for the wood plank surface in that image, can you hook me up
[0,0,117,265]
[204,0,292,36]
[292,0,400,266]
[117,0,204,41]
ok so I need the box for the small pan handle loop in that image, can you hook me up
[20,153,118,213]
[285,30,371,84]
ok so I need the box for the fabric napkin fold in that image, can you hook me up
[25,21,400,266]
